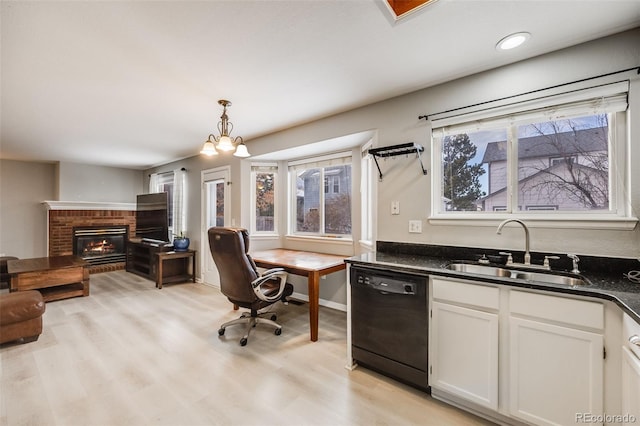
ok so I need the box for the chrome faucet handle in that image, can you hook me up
[499,251,513,265]
[543,255,560,269]
[567,253,580,274]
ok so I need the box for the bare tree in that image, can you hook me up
[519,115,609,210]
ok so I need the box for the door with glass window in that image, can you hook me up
[201,167,230,286]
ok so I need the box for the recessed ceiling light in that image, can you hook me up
[496,32,531,51]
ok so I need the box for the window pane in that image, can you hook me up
[296,168,320,232]
[441,131,495,212]
[324,165,352,234]
[515,114,610,212]
[158,183,174,227]
[205,179,225,228]
[255,172,275,232]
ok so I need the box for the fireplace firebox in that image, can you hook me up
[73,226,129,265]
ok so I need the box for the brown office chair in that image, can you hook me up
[207,227,293,346]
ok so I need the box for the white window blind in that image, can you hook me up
[251,163,278,173]
[172,168,186,236]
[288,151,352,171]
[431,81,629,136]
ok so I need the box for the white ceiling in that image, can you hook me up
[2,0,639,170]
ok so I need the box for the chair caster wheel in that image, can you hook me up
[218,328,225,336]
[274,328,282,336]
[270,314,277,321]
[240,338,248,346]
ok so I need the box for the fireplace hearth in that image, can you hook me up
[73,226,128,265]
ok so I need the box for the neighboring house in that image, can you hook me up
[480,127,609,212]
[297,166,352,233]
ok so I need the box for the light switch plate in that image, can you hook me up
[409,220,422,233]
[391,201,400,215]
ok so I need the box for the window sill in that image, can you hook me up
[250,233,280,240]
[285,234,353,246]
[428,214,639,230]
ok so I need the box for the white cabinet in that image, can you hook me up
[622,313,640,419]
[430,278,499,410]
[509,290,604,426]
[429,277,605,425]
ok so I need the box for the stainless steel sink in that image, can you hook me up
[445,263,512,277]
[445,263,587,287]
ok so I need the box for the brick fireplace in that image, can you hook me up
[45,201,136,273]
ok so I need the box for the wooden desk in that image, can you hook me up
[155,250,197,289]
[251,249,346,342]
[7,255,90,302]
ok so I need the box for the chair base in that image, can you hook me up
[218,311,283,346]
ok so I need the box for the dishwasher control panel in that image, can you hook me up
[353,271,417,295]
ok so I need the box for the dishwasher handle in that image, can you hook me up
[358,279,416,295]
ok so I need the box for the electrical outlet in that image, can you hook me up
[408,220,422,233]
[391,201,400,215]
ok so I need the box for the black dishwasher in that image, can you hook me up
[351,266,429,390]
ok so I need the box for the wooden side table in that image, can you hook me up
[155,250,196,289]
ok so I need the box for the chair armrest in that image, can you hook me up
[261,267,285,276]
[251,270,288,302]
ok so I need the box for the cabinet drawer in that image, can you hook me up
[510,290,603,330]
[432,278,499,310]
[14,267,84,290]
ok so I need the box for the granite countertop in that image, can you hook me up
[346,249,640,325]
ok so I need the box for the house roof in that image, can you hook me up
[481,127,608,164]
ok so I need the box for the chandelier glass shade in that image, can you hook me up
[200,99,251,158]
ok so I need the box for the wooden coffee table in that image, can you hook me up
[7,255,90,302]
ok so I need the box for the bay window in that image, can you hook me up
[288,153,352,237]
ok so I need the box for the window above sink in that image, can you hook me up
[427,76,637,231]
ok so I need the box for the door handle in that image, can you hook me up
[629,335,640,346]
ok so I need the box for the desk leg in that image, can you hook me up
[308,271,320,342]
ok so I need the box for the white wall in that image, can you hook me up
[0,160,56,258]
[244,28,640,259]
[148,29,640,308]
[58,161,143,203]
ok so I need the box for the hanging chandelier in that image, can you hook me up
[200,99,250,158]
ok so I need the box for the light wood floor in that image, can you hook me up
[1,270,494,426]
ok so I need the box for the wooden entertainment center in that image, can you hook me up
[126,239,196,288]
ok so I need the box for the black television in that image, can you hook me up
[135,192,169,242]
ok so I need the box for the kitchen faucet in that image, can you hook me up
[496,219,531,265]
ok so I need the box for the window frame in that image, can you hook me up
[429,79,637,230]
[250,163,279,236]
[360,139,375,249]
[149,169,188,238]
[287,152,353,239]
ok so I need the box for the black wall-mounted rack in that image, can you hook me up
[368,142,427,180]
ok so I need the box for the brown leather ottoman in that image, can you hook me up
[0,290,45,344]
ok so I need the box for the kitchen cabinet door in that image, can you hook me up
[622,345,640,419]
[509,316,603,426]
[430,301,499,410]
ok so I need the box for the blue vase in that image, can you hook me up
[173,238,190,252]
